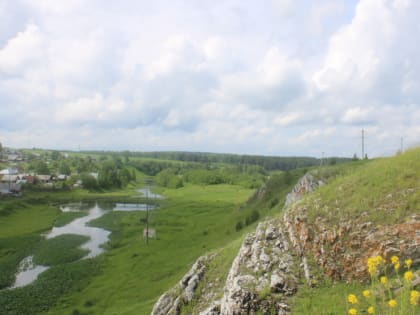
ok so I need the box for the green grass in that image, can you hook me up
[0,201,59,237]
[305,149,420,225]
[54,211,88,227]
[33,234,90,266]
[291,282,365,315]
[0,258,101,315]
[290,149,420,314]
[0,234,41,289]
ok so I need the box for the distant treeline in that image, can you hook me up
[82,150,352,171]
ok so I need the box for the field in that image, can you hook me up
[0,178,258,314]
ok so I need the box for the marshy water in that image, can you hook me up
[10,188,162,289]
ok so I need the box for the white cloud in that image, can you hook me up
[313,0,420,104]
[55,94,127,126]
[22,0,83,14]
[296,127,336,144]
[273,112,302,126]
[341,106,372,124]
[258,47,302,87]
[0,24,45,75]
[0,0,419,157]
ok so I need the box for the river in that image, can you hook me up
[9,188,162,289]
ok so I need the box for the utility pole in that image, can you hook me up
[361,129,365,159]
[146,185,149,245]
[144,177,153,245]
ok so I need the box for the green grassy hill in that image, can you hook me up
[289,148,420,314]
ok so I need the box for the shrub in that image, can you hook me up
[235,221,244,231]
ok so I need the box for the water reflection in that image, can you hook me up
[12,256,49,288]
[47,204,110,258]
[137,188,164,199]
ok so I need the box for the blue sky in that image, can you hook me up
[0,0,419,157]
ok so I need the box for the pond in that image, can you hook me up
[9,188,163,289]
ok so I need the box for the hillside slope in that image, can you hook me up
[287,148,419,284]
[151,148,420,314]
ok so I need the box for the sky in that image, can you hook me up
[0,0,419,157]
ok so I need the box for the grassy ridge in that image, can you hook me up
[306,148,419,225]
[291,148,420,314]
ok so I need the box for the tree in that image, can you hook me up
[31,160,50,174]
[235,220,243,231]
[50,151,61,160]
[283,170,292,185]
[118,167,132,187]
[58,161,71,175]
[81,173,99,191]
[329,158,337,165]
[98,161,121,189]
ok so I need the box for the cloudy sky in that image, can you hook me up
[0,0,419,157]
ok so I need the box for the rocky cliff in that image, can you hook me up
[151,170,419,314]
[151,173,322,315]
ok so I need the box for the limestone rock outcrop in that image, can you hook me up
[151,254,214,315]
[217,220,297,315]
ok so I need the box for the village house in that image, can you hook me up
[0,173,22,196]
[0,174,20,182]
[37,175,53,183]
[57,174,68,181]
[7,154,23,162]
[0,168,19,175]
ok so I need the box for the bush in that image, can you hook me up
[81,173,98,191]
[245,210,260,226]
[235,221,244,231]
[269,198,279,209]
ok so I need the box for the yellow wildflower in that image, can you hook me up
[367,255,385,276]
[367,306,375,314]
[388,299,397,308]
[410,290,419,306]
[394,262,400,271]
[405,258,413,269]
[380,276,388,285]
[362,290,371,298]
[391,255,399,265]
[348,308,358,315]
[348,294,359,304]
[404,270,414,282]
